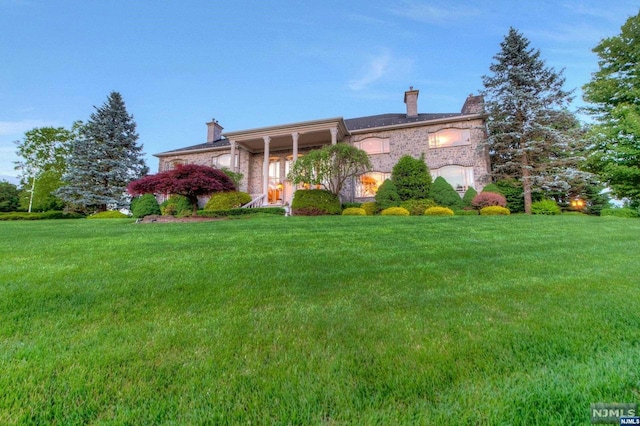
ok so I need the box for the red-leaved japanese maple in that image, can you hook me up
[128,164,236,215]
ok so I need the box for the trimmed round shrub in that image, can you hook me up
[360,202,377,216]
[88,210,130,219]
[472,192,507,209]
[205,191,252,210]
[292,189,341,216]
[341,202,361,210]
[400,198,437,216]
[480,206,511,215]
[375,179,401,210]
[380,207,410,216]
[391,154,432,201]
[425,206,454,216]
[531,199,561,215]
[130,193,161,218]
[462,187,478,208]
[600,208,639,218]
[342,207,366,216]
[481,183,503,194]
[430,177,463,209]
[160,195,193,217]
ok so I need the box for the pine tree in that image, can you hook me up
[482,28,574,213]
[57,92,148,211]
[583,12,640,206]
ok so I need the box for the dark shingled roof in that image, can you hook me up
[158,138,230,155]
[158,110,476,155]
[344,113,465,131]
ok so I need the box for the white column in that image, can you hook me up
[291,132,299,163]
[262,136,270,200]
[229,140,237,172]
[330,127,338,145]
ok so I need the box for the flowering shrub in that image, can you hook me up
[480,206,511,215]
[472,192,507,209]
[424,206,454,216]
[360,202,377,216]
[342,207,367,216]
[380,207,410,216]
[531,199,561,215]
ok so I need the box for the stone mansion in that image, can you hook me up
[155,88,490,206]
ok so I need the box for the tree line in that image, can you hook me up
[3,12,640,214]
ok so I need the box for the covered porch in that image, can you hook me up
[224,117,350,206]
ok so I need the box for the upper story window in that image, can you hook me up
[164,159,184,171]
[354,137,390,155]
[428,128,471,148]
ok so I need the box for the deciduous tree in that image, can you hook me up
[482,28,575,213]
[0,181,20,212]
[127,164,236,215]
[57,92,147,212]
[288,143,371,200]
[14,126,73,212]
[582,12,640,206]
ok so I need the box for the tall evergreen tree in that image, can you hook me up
[57,92,148,211]
[482,28,574,213]
[582,12,640,206]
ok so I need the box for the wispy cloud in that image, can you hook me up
[389,1,483,24]
[348,52,392,91]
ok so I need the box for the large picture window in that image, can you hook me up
[355,172,391,198]
[432,165,474,191]
[353,137,390,155]
[428,128,470,148]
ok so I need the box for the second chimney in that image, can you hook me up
[404,86,419,118]
[206,119,224,143]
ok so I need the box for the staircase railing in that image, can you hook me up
[242,194,266,208]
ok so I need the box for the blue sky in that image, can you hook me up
[1,0,638,183]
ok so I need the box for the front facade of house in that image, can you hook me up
[155,88,490,206]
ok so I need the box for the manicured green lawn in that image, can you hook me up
[0,215,638,424]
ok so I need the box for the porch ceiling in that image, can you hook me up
[223,117,349,152]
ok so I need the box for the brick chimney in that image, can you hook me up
[206,119,223,143]
[461,94,485,114]
[404,86,419,118]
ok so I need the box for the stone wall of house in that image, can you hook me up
[348,117,490,188]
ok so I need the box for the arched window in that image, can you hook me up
[212,154,231,169]
[355,172,391,197]
[432,165,474,191]
[353,137,390,154]
[428,128,471,148]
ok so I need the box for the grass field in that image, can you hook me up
[0,215,639,424]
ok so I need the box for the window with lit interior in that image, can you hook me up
[213,154,231,169]
[356,172,391,198]
[428,128,470,148]
[432,165,474,191]
[354,137,390,155]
